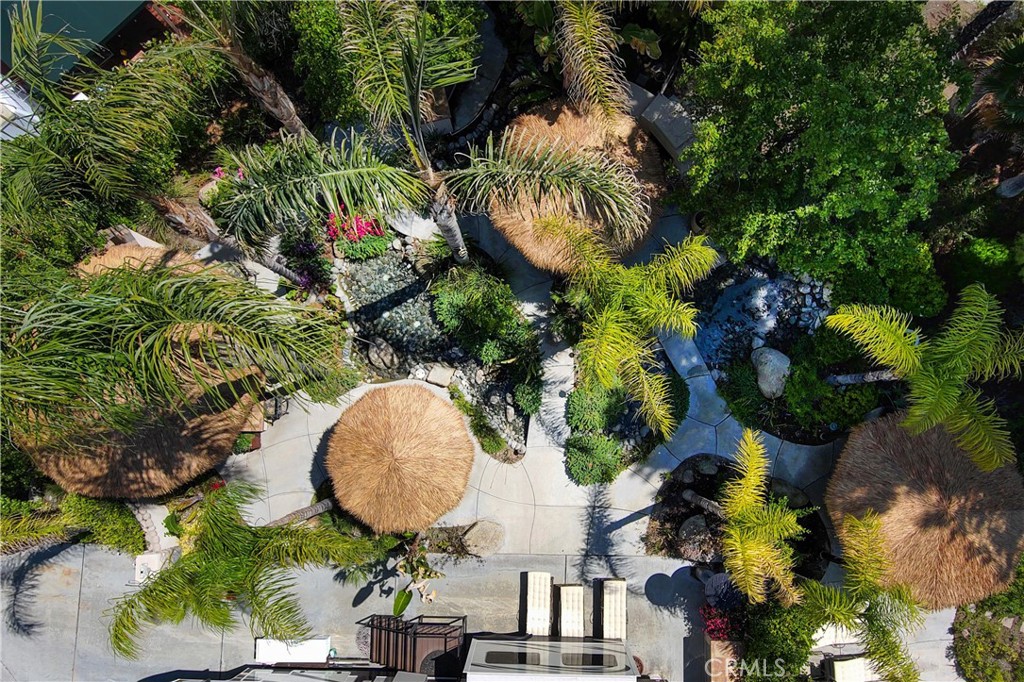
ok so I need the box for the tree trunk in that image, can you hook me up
[825,369,899,387]
[681,489,725,519]
[148,195,305,286]
[226,43,309,138]
[264,498,335,527]
[430,185,469,263]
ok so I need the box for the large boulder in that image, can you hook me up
[751,347,791,399]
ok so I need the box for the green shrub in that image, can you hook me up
[232,433,255,454]
[953,608,1023,682]
[565,434,623,485]
[1015,234,1024,281]
[59,495,146,555]
[449,386,506,455]
[743,599,824,680]
[949,237,1017,295]
[784,364,879,432]
[337,232,391,261]
[163,511,185,538]
[424,0,485,67]
[290,1,363,125]
[668,374,691,424]
[567,383,627,433]
[718,363,768,430]
[0,437,45,500]
[432,264,540,374]
[514,382,543,416]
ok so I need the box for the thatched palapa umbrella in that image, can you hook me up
[490,99,666,274]
[326,384,475,533]
[826,413,1024,609]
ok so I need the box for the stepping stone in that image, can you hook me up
[663,419,717,462]
[628,81,655,118]
[660,333,710,379]
[715,417,746,461]
[773,440,836,489]
[426,363,456,387]
[640,95,695,158]
[686,375,730,425]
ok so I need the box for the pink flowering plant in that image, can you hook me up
[327,209,391,261]
[700,604,745,641]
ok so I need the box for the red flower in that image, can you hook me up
[210,480,225,490]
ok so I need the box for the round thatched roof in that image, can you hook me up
[326,384,475,533]
[490,100,666,274]
[77,244,195,276]
[826,413,1024,609]
[29,378,260,499]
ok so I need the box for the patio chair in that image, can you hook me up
[599,578,627,640]
[556,584,585,638]
[525,571,553,636]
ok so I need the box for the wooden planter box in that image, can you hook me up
[703,635,746,682]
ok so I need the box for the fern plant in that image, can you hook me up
[826,283,1023,470]
[719,428,805,607]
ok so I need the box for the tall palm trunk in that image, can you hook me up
[226,43,309,138]
[149,195,304,285]
[265,498,335,527]
[429,184,469,263]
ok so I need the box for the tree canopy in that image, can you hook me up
[682,0,964,315]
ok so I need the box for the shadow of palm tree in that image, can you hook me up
[2,542,78,637]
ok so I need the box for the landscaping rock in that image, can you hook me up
[426,364,456,387]
[506,405,515,422]
[996,173,1024,199]
[391,238,403,251]
[696,459,718,476]
[475,369,485,384]
[677,514,707,541]
[751,347,791,399]
[681,469,695,485]
[770,480,810,509]
[751,335,765,350]
[368,337,399,370]
[463,520,504,557]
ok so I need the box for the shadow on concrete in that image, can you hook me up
[643,566,696,616]
[572,486,631,586]
[310,423,335,491]
[335,560,398,608]
[1,542,77,637]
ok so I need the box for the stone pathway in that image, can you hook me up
[450,6,507,134]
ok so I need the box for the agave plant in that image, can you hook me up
[826,283,1023,470]
[107,481,395,659]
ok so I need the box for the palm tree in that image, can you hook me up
[538,216,717,436]
[973,33,1024,142]
[801,513,923,682]
[718,428,805,607]
[336,0,478,260]
[1,259,353,452]
[170,0,311,137]
[3,4,305,282]
[108,481,395,659]
[826,283,1023,470]
[555,0,629,119]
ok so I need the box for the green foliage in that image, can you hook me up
[423,0,485,67]
[163,511,185,538]
[949,238,1017,296]
[393,588,414,617]
[232,433,255,454]
[565,433,622,485]
[431,264,540,372]
[566,382,626,433]
[668,373,691,423]
[290,1,363,125]
[59,495,145,555]
[717,363,766,430]
[785,365,879,432]
[513,382,543,416]
[449,386,507,455]
[682,0,962,315]
[1016,234,1024,281]
[827,284,1023,470]
[108,482,395,658]
[0,436,45,501]
[619,24,661,59]
[980,560,1024,619]
[743,598,823,680]
[953,610,1022,682]
[337,233,391,261]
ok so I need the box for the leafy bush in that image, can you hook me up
[59,494,146,555]
[948,237,1017,295]
[163,511,185,538]
[424,0,485,67]
[668,374,691,423]
[566,382,627,433]
[233,433,255,454]
[337,233,391,261]
[450,386,506,455]
[718,363,767,430]
[784,364,879,432]
[280,222,334,291]
[514,382,542,416]
[953,608,1023,682]
[432,264,540,376]
[743,599,823,680]
[0,437,45,500]
[565,434,623,485]
[290,0,363,125]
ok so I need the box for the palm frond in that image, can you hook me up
[801,581,861,630]
[720,429,770,519]
[449,131,649,246]
[555,0,629,118]
[721,532,772,604]
[646,236,720,296]
[944,390,1016,471]
[620,354,674,438]
[900,365,962,435]
[859,593,923,682]
[838,512,888,602]
[576,307,644,389]
[930,284,1003,377]
[213,132,429,256]
[631,289,699,338]
[826,305,922,378]
[972,327,1024,382]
